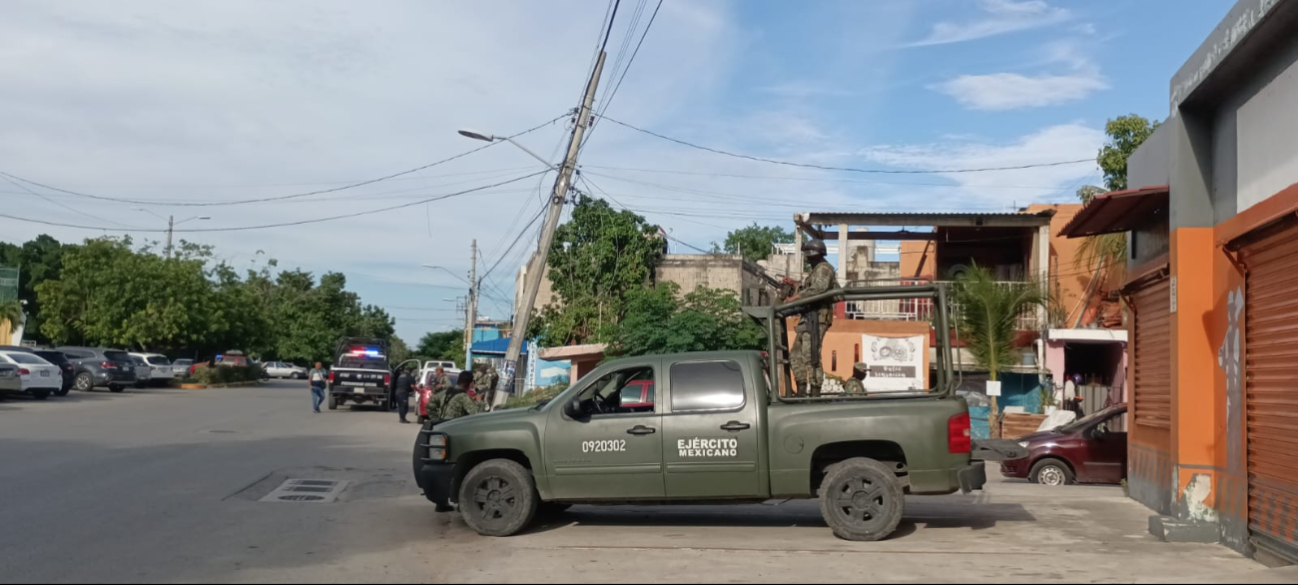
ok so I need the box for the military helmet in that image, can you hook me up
[853,362,869,373]
[802,238,827,257]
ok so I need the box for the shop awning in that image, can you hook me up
[1058,185,1169,238]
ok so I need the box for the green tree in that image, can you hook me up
[1,299,23,338]
[0,235,71,345]
[1097,114,1160,191]
[953,265,1047,438]
[535,196,666,345]
[415,329,464,366]
[612,284,766,357]
[713,223,793,262]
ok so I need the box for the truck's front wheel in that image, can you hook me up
[818,457,904,542]
[458,459,538,537]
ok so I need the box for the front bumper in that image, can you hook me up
[94,371,136,384]
[958,461,987,494]
[413,427,455,507]
[999,458,1030,479]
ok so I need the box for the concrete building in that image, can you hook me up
[1061,0,1298,564]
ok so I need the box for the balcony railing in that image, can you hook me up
[843,280,1042,331]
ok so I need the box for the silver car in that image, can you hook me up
[0,363,22,394]
[263,361,308,379]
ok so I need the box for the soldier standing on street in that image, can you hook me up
[843,363,869,395]
[440,370,482,420]
[788,238,838,397]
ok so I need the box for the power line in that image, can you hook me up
[0,174,136,229]
[594,0,663,123]
[0,171,547,233]
[477,204,549,286]
[0,113,567,208]
[595,114,1096,174]
[581,165,1080,190]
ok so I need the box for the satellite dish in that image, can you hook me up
[947,264,970,279]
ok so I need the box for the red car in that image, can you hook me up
[619,379,655,411]
[1000,403,1128,486]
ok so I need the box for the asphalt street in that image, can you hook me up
[0,380,1285,584]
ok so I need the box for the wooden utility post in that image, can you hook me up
[493,52,606,407]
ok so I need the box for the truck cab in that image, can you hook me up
[415,285,1000,541]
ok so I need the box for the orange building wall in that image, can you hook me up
[899,241,937,279]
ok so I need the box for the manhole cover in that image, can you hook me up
[258,478,349,504]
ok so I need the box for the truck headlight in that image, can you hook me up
[426,433,449,462]
[428,434,448,448]
[428,448,447,462]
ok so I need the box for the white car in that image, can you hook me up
[171,359,193,377]
[130,352,178,381]
[263,361,308,379]
[0,350,62,400]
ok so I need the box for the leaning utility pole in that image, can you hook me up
[493,52,606,406]
[165,215,175,259]
[464,239,478,359]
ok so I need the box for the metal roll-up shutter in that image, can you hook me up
[1242,225,1298,562]
[1132,277,1172,438]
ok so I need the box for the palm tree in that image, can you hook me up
[953,265,1047,438]
[0,299,23,343]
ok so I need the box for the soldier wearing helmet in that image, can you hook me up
[787,238,838,396]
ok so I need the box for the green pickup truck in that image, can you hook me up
[414,285,1000,541]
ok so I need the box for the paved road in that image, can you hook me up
[0,381,1279,583]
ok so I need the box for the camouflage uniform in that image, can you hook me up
[440,391,481,420]
[790,261,838,396]
[433,373,452,392]
[843,363,868,394]
[472,363,499,393]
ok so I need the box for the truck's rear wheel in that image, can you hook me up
[458,459,538,537]
[819,457,904,542]
[328,394,339,410]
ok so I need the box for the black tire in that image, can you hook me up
[818,457,904,542]
[75,373,94,392]
[1030,458,1075,486]
[109,385,125,393]
[327,393,338,410]
[292,372,303,380]
[31,389,51,401]
[458,459,538,537]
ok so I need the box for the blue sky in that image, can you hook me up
[0,0,1235,344]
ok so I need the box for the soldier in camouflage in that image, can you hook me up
[788,238,838,397]
[843,363,869,395]
[439,370,482,420]
[472,362,499,396]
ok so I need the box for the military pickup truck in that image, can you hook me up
[414,285,1009,541]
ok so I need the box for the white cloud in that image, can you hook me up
[857,123,1104,207]
[933,70,1108,110]
[907,0,1071,47]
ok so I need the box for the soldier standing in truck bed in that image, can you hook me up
[788,238,838,397]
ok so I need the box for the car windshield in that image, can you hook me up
[104,351,131,362]
[1060,405,1126,433]
[145,356,170,366]
[5,352,49,365]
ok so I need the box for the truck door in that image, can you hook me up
[544,360,665,500]
[662,359,762,498]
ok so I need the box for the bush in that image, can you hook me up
[503,383,568,410]
[189,364,264,385]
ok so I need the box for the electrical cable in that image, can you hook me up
[593,0,662,123]
[595,114,1096,174]
[0,171,547,233]
[0,113,567,207]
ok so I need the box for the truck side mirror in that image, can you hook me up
[563,399,583,420]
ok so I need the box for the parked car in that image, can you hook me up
[127,356,152,388]
[216,351,250,367]
[0,346,75,396]
[171,359,193,377]
[1000,404,1129,486]
[129,352,177,385]
[0,363,20,395]
[263,361,308,379]
[0,350,63,400]
[618,378,655,411]
[31,350,75,396]
[55,346,138,393]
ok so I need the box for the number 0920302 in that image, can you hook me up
[581,440,627,453]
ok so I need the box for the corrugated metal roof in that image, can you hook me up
[1058,185,1169,238]
[796,210,1055,228]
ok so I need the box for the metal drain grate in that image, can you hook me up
[258,479,349,503]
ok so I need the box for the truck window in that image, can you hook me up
[573,366,656,416]
[670,360,746,412]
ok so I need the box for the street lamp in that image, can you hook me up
[457,129,558,170]
[422,264,470,286]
